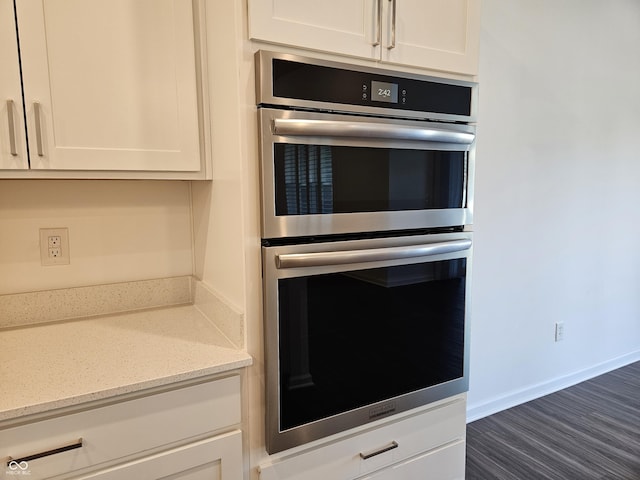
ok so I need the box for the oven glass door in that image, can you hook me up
[263,232,472,453]
[260,108,476,239]
[274,143,465,215]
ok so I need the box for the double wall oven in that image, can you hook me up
[256,51,477,454]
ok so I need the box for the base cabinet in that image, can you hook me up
[0,375,243,480]
[75,431,242,480]
[259,395,466,480]
[357,440,465,480]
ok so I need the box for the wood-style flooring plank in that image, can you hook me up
[466,361,640,479]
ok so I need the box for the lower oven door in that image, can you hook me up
[262,231,472,454]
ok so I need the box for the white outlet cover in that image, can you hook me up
[40,228,70,266]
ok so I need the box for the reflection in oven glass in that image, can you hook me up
[277,258,466,431]
[274,143,465,216]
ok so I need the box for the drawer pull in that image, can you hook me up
[360,440,398,460]
[7,438,83,466]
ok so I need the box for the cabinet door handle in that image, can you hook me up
[388,0,397,50]
[33,102,44,156]
[360,441,399,460]
[7,438,83,466]
[6,100,18,156]
[373,0,382,46]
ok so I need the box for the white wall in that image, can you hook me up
[468,0,640,419]
[0,180,193,295]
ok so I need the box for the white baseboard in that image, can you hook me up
[466,350,640,423]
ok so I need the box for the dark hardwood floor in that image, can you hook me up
[466,361,640,479]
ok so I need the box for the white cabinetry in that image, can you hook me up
[358,441,465,480]
[258,395,466,480]
[75,432,242,480]
[0,376,242,480]
[0,0,207,178]
[248,0,480,76]
[249,0,375,60]
[0,0,27,169]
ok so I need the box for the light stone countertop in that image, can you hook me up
[0,305,252,423]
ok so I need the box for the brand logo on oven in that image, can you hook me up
[369,402,396,420]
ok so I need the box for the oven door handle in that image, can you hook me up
[276,239,471,269]
[272,118,475,145]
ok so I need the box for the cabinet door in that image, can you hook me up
[382,0,480,75]
[249,0,379,60]
[0,0,28,169]
[15,0,201,172]
[75,431,243,480]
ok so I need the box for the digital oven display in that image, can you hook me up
[371,80,398,103]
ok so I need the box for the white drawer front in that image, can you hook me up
[259,396,465,480]
[359,440,466,480]
[1,376,240,480]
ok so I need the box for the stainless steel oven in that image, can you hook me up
[256,51,477,454]
[256,51,477,240]
[262,231,472,454]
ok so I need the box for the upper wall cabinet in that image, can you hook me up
[1,0,208,179]
[0,0,27,170]
[248,0,480,76]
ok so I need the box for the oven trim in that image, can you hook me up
[262,231,472,454]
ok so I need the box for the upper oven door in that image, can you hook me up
[259,108,476,239]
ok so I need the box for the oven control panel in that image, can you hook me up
[266,56,474,118]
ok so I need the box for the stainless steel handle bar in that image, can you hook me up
[276,239,471,269]
[272,118,474,144]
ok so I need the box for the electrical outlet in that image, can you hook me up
[40,228,70,266]
[48,235,61,248]
[555,322,565,342]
